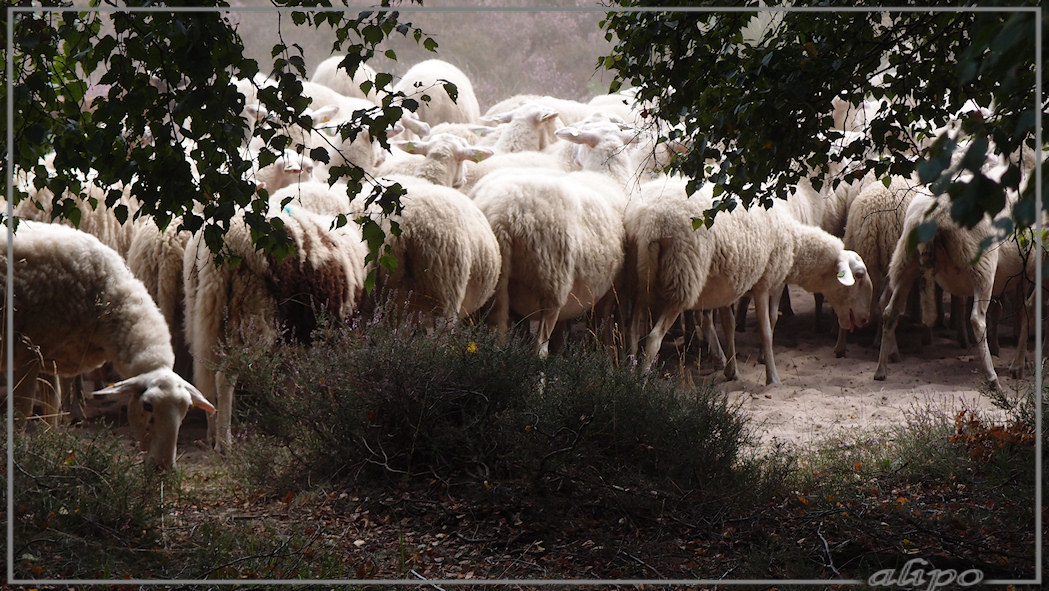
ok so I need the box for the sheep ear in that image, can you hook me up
[535,108,559,123]
[469,125,496,138]
[399,116,429,137]
[555,127,600,147]
[308,104,341,125]
[244,103,269,123]
[93,376,147,398]
[481,112,513,125]
[394,140,430,155]
[460,146,494,163]
[183,381,216,414]
[835,255,856,286]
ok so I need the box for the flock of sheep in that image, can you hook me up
[2,55,1042,470]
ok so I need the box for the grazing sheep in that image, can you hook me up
[14,178,141,259]
[310,56,379,103]
[626,177,872,384]
[394,59,481,129]
[126,220,194,381]
[485,94,597,126]
[479,102,564,153]
[2,222,214,469]
[377,133,494,188]
[183,206,368,452]
[837,176,921,356]
[873,182,1034,392]
[354,175,501,322]
[462,150,567,196]
[473,166,628,356]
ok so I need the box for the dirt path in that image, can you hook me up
[667,286,1030,449]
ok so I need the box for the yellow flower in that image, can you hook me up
[466,342,478,354]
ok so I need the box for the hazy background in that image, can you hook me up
[226,0,620,108]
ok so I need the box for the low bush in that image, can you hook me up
[11,425,173,579]
[221,308,761,510]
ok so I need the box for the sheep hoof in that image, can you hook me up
[834,347,846,359]
[1010,366,1024,379]
[873,369,887,381]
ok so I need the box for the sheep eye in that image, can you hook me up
[142,402,154,413]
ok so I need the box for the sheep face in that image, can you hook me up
[94,368,215,470]
[822,250,873,332]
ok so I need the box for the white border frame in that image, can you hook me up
[5,4,1042,587]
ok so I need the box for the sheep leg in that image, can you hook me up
[735,294,750,332]
[627,297,647,360]
[214,370,235,453]
[719,305,738,380]
[702,309,726,369]
[642,305,684,372]
[874,263,918,381]
[813,292,825,333]
[953,296,973,348]
[987,297,1002,357]
[489,247,513,345]
[38,372,62,427]
[193,357,221,449]
[969,284,1000,392]
[834,327,848,358]
[778,287,794,317]
[758,285,785,365]
[1009,289,1034,379]
[536,308,560,359]
[754,290,780,385]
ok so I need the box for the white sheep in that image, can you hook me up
[251,148,319,192]
[625,177,872,384]
[873,179,1035,392]
[3,222,214,469]
[183,206,368,452]
[472,167,628,356]
[394,59,481,129]
[462,151,567,196]
[126,220,195,381]
[484,94,597,127]
[837,176,922,356]
[14,176,141,259]
[470,125,640,356]
[479,102,564,153]
[352,175,501,322]
[310,56,379,103]
[376,133,494,189]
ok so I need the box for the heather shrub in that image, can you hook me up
[221,307,757,506]
[11,426,173,579]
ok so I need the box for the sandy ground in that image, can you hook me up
[663,285,1033,450]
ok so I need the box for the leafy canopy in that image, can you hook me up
[599,4,1043,237]
[3,0,436,278]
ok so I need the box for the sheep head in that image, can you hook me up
[822,250,873,332]
[93,368,215,470]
